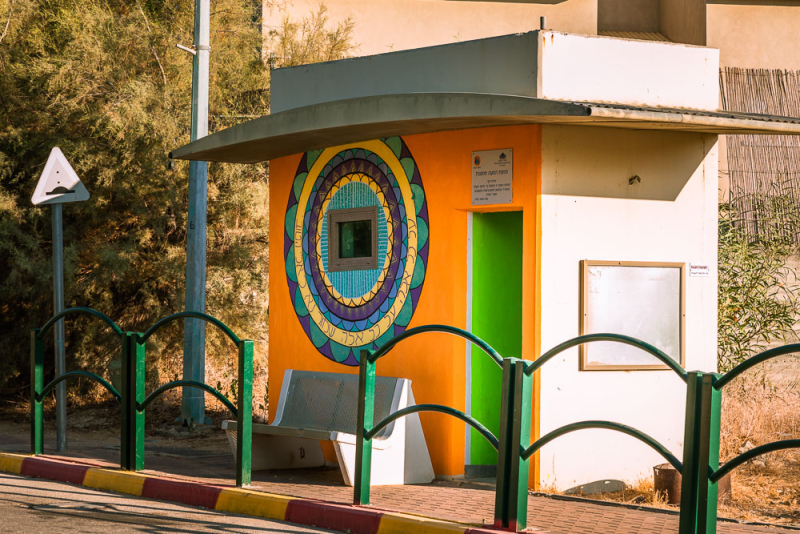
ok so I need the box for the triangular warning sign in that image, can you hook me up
[31,147,90,206]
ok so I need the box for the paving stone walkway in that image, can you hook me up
[0,426,793,533]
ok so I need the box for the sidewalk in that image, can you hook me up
[0,425,792,534]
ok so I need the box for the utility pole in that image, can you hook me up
[182,0,211,425]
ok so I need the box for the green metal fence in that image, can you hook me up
[352,328,800,534]
[28,313,799,531]
[30,307,253,487]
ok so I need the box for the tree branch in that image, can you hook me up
[0,0,16,46]
[134,0,167,85]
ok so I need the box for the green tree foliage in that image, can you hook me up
[0,0,354,408]
[718,192,800,372]
[266,2,355,67]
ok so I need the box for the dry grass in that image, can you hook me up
[716,358,800,525]
[542,478,673,509]
[590,477,672,509]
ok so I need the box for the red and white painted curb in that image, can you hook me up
[0,452,508,534]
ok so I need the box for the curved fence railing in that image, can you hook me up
[711,439,800,483]
[140,311,241,345]
[524,333,688,381]
[37,307,123,339]
[352,326,503,507]
[38,370,121,404]
[30,308,252,487]
[139,380,237,415]
[520,420,683,473]
[368,324,503,367]
[365,404,499,450]
[713,343,800,390]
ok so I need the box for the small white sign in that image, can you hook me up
[31,147,90,206]
[690,264,710,277]
[472,149,513,205]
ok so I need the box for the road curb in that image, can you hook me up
[0,452,507,534]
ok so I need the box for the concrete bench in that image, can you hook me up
[222,369,435,486]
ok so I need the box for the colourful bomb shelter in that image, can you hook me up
[171,31,800,490]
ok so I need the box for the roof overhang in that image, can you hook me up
[169,93,800,164]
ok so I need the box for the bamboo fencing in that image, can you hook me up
[720,67,800,243]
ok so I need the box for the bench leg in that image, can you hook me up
[336,385,435,487]
[224,430,326,471]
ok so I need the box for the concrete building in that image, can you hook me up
[264,1,800,203]
[172,31,800,489]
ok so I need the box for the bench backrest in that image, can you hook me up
[274,370,402,438]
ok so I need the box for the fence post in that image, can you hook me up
[679,372,722,534]
[236,340,253,487]
[495,358,515,529]
[511,359,532,531]
[703,374,722,534]
[121,332,145,471]
[30,329,44,455]
[494,359,532,532]
[353,349,376,505]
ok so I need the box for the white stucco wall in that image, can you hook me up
[539,32,719,111]
[538,125,718,489]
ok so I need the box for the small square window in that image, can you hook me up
[328,207,379,272]
[339,220,373,259]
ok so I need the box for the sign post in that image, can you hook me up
[31,147,90,452]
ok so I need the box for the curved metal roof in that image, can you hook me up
[169,93,800,164]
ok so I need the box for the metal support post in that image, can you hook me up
[30,329,44,455]
[495,359,532,531]
[495,358,515,529]
[51,203,67,452]
[121,332,145,471]
[679,372,722,534]
[236,340,253,487]
[182,0,211,426]
[353,350,376,505]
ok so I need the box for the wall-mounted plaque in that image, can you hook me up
[472,149,513,205]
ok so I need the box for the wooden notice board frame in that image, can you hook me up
[579,260,686,371]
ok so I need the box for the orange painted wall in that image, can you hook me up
[268,125,542,477]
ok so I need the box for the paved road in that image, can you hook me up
[0,472,333,533]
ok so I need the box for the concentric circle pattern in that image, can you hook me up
[284,138,429,365]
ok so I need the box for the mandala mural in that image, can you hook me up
[284,137,430,365]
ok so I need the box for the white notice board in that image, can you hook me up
[580,260,685,370]
[472,149,513,205]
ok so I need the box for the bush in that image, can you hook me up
[718,193,800,372]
